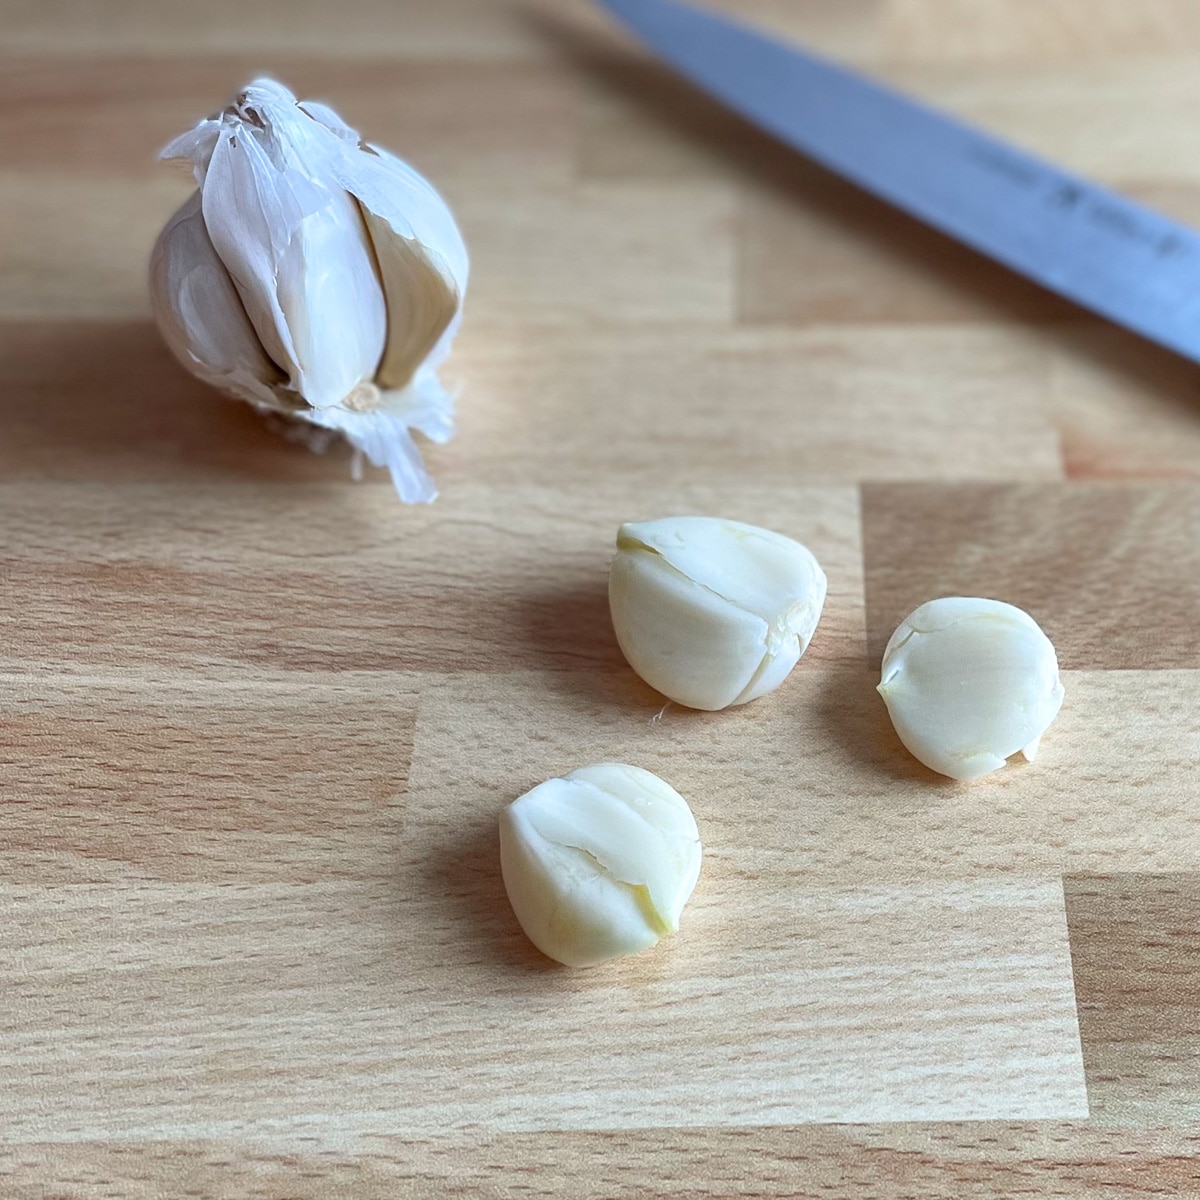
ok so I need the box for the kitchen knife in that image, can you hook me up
[596,0,1200,363]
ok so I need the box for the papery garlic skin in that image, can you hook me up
[150,192,289,411]
[609,517,827,711]
[150,78,468,502]
[499,763,702,968]
[877,597,1065,782]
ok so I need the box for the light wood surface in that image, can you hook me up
[1,0,1199,1195]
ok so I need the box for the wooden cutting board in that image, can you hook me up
[2,0,1199,1194]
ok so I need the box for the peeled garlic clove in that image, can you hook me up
[152,78,468,503]
[499,763,702,968]
[608,517,827,711]
[877,596,1065,782]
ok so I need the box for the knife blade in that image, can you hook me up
[596,0,1200,364]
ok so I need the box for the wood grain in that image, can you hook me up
[0,323,361,484]
[1051,324,1200,480]
[881,0,1200,63]
[0,57,581,184]
[740,162,1079,325]
[862,482,1200,668]
[1065,874,1200,1126]
[0,480,862,672]
[0,675,416,883]
[0,0,616,59]
[0,323,1063,487]
[0,176,190,318]
[404,669,1200,885]
[442,325,1064,486]
[0,874,1085,1141]
[3,0,1200,1193]
[6,1124,1200,1199]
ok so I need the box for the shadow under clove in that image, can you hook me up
[414,820,563,976]
[512,577,674,715]
[810,656,954,790]
[0,320,363,483]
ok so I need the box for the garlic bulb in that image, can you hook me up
[499,763,703,968]
[150,78,468,502]
[877,597,1065,782]
[608,517,827,710]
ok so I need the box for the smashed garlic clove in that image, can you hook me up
[151,78,467,503]
[499,763,702,968]
[608,517,827,711]
[877,596,1065,782]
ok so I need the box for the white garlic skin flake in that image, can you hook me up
[877,597,1065,782]
[150,78,468,503]
[499,763,702,968]
[608,517,827,711]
